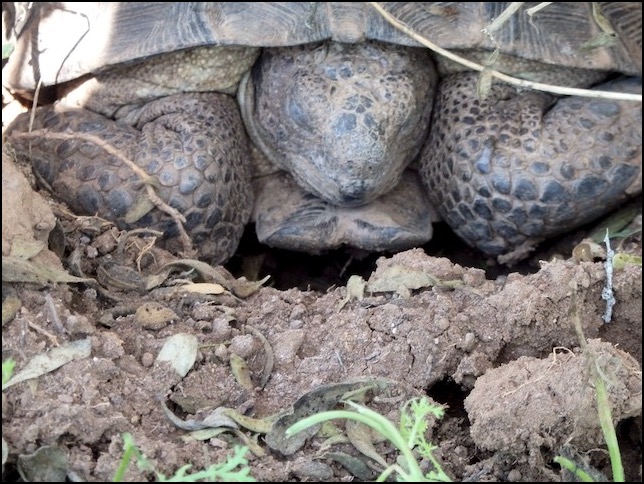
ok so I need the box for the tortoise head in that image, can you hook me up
[240,40,437,207]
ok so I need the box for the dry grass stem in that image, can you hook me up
[369,2,642,102]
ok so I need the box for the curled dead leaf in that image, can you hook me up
[229,352,254,390]
[135,302,178,330]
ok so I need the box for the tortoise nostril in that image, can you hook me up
[338,180,368,205]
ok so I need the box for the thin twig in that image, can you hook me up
[525,3,554,17]
[601,230,616,324]
[483,2,525,37]
[27,321,59,346]
[369,2,642,102]
[44,293,66,335]
[116,228,164,256]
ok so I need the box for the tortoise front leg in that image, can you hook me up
[7,92,253,265]
[421,74,642,263]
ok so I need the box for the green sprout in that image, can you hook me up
[286,396,451,482]
[554,287,626,482]
[113,433,255,482]
[2,359,16,386]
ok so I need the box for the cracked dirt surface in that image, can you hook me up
[2,147,642,481]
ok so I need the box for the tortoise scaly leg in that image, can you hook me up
[421,74,642,263]
[6,93,253,265]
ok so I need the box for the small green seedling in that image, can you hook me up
[555,288,626,482]
[2,359,16,386]
[2,43,14,60]
[113,433,255,482]
[286,396,451,482]
[554,455,597,482]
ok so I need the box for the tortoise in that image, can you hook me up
[3,2,642,265]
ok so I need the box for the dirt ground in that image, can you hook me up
[2,146,642,482]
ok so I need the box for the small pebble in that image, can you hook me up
[141,352,154,367]
[507,469,522,481]
[229,334,257,358]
